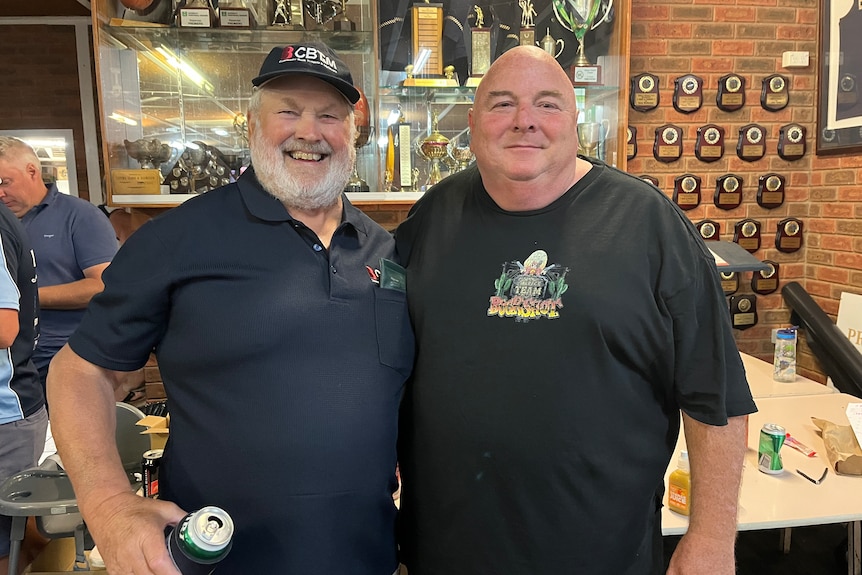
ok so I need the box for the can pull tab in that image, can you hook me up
[201,518,223,542]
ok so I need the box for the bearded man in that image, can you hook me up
[47,43,414,575]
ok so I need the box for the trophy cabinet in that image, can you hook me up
[92,0,630,208]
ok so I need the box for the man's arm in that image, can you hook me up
[47,345,186,574]
[666,413,746,575]
[0,308,18,347]
[38,262,109,310]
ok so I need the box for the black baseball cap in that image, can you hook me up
[252,43,360,105]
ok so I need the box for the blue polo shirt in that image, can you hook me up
[21,185,117,369]
[68,168,414,574]
[0,203,41,423]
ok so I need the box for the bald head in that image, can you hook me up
[475,46,576,109]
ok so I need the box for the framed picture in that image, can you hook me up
[816,0,862,155]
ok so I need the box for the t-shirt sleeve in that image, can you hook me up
[72,203,119,271]
[0,233,20,311]
[68,220,172,371]
[666,241,757,425]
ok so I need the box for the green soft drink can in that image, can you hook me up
[758,423,786,474]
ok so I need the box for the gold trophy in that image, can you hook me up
[539,29,564,59]
[518,0,536,46]
[466,5,491,87]
[417,110,449,189]
[577,122,600,158]
[447,140,475,173]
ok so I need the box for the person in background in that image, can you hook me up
[47,42,413,574]
[394,45,756,575]
[0,137,118,402]
[0,202,46,575]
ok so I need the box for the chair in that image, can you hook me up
[0,402,150,574]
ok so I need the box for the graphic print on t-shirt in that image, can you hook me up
[487,249,569,322]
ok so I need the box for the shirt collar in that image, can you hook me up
[237,166,369,237]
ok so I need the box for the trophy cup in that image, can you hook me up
[124,138,173,171]
[576,122,600,158]
[417,110,450,189]
[538,29,564,59]
[553,0,612,84]
[447,134,475,173]
[176,0,217,27]
[345,88,372,193]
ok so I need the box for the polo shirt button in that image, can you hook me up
[313,244,322,251]
[331,267,337,273]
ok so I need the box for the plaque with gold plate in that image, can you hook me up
[775,217,803,253]
[466,5,491,87]
[736,123,766,162]
[751,260,780,295]
[673,74,703,114]
[653,124,683,163]
[716,73,745,112]
[673,174,701,210]
[177,0,217,27]
[411,0,444,77]
[640,175,659,188]
[695,219,720,242]
[733,219,761,253]
[729,294,758,330]
[761,74,789,112]
[385,106,414,191]
[714,174,742,210]
[838,73,858,110]
[720,271,739,296]
[630,73,659,113]
[626,126,637,161]
[756,173,785,209]
[695,124,724,163]
[777,123,806,161]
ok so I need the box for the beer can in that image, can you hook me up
[142,448,163,498]
[757,423,786,474]
[166,506,234,575]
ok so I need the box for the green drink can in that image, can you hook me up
[758,423,786,474]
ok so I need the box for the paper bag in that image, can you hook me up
[811,417,862,476]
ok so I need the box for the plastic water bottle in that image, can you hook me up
[773,327,797,382]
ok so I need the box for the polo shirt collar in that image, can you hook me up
[236,166,369,236]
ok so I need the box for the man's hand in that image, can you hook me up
[666,530,736,574]
[86,492,187,574]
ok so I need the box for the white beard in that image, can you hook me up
[250,129,355,212]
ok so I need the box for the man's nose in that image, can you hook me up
[512,105,536,131]
[294,113,322,140]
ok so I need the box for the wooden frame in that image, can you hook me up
[816,0,862,156]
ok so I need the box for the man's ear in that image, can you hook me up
[24,162,40,181]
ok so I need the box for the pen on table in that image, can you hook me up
[796,468,828,485]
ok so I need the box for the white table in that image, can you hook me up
[740,352,835,398]
[662,393,862,574]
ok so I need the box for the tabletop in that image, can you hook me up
[740,352,835,399]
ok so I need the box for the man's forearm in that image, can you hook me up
[38,278,105,309]
[47,346,137,518]
[683,413,747,539]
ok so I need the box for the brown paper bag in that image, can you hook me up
[811,417,862,476]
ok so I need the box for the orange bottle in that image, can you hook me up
[668,451,691,516]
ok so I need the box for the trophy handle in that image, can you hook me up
[591,0,613,30]
[554,39,564,59]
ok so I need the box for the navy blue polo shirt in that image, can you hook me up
[21,184,117,369]
[69,168,414,574]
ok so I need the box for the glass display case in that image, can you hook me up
[93,0,629,207]
[93,0,378,207]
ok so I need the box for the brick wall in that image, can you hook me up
[0,24,96,201]
[629,0,861,382]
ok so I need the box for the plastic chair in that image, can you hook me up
[0,402,150,574]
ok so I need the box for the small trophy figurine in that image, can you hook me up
[518,0,536,46]
[417,110,450,189]
[271,0,291,24]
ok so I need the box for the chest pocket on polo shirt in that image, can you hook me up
[374,288,415,377]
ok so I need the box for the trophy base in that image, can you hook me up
[402,76,459,88]
[572,65,602,86]
[177,7,216,27]
[332,18,356,31]
[344,178,370,193]
[465,75,483,88]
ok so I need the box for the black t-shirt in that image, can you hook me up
[394,160,756,575]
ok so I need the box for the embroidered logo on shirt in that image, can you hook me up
[366,265,380,284]
[487,250,569,322]
[43,234,55,239]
